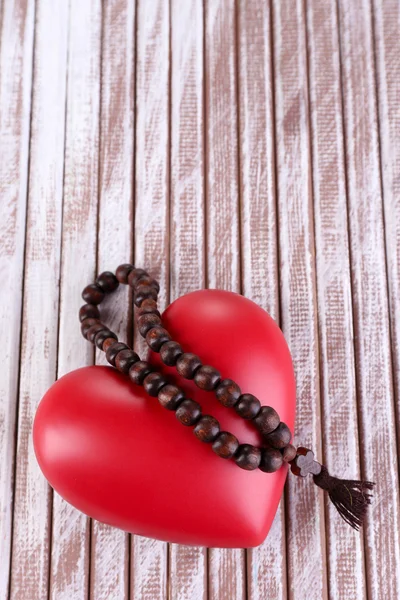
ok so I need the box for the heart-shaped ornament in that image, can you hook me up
[34,290,296,547]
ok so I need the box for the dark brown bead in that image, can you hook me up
[81,317,100,338]
[157,384,185,410]
[115,263,134,284]
[175,399,202,426]
[253,406,280,435]
[127,268,149,288]
[137,299,160,318]
[137,313,162,337]
[194,365,221,391]
[282,443,297,463]
[215,379,241,407]
[133,275,160,293]
[146,326,171,351]
[235,394,261,420]
[82,283,104,305]
[102,337,119,352]
[96,271,119,293]
[94,329,117,350]
[79,304,100,322]
[194,415,220,443]
[134,285,158,307]
[106,342,128,366]
[128,361,153,385]
[143,372,168,397]
[265,422,292,449]
[86,322,108,343]
[159,341,183,366]
[115,348,140,373]
[176,353,202,379]
[259,448,284,473]
[212,431,239,459]
[234,444,262,471]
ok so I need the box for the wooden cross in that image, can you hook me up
[291,447,322,478]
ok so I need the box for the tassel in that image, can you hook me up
[291,448,375,530]
[313,466,375,530]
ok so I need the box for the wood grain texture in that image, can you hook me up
[9,0,69,598]
[237,2,287,599]
[90,1,136,599]
[305,1,367,598]
[272,1,327,598]
[169,0,207,597]
[373,0,400,454]
[337,0,400,598]
[205,2,244,600]
[0,0,34,598]
[49,1,101,599]
[131,0,170,598]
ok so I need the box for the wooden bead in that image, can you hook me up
[194,365,221,391]
[259,448,283,473]
[127,268,149,288]
[134,275,160,293]
[159,341,183,366]
[146,326,171,351]
[265,422,292,449]
[128,361,153,385]
[106,342,128,366]
[82,283,104,305]
[115,348,140,374]
[175,399,202,426]
[234,444,262,471]
[215,379,241,407]
[282,443,297,463]
[158,384,185,410]
[235,393,261,419]
[134,285,158,307]
[253,405,280,435]
[86,322,108,343]
[115,263,134,284]
[81,317,99,338]
[137,313,162,336]
[193,415,220,443]
[94,329,117,350]
[143,372,168,397]
[79,303,100,322]
[176,353,202,379]
[212,432,239,459]
[96,271,119,292]
[137,299,160,318]
[102,337,119,352]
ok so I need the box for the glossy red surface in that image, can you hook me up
[33,290,296,547]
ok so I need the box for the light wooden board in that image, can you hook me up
[1,1,400,598]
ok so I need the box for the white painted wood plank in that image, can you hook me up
[237,2,287,599]
[373,0,400,454]
[0,0,35,598]
[90,1,136,599]
[306,2,367,598]
[169,0,207,598]
[9,0,69,598]
[205,2,245,599]
[272,1,328,598]
[131,0,170,597]
[49,1,102,598]
[337,0,400,597]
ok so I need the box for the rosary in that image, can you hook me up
[79,264,375,531]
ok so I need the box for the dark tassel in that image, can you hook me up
[313,465,375,531]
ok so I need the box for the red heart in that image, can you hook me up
[33,290,296,547]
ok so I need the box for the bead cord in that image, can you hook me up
[79,265,375,529]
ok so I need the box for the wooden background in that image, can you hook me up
[1,0,399,598]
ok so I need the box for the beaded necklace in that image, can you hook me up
[79,264,374,530]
